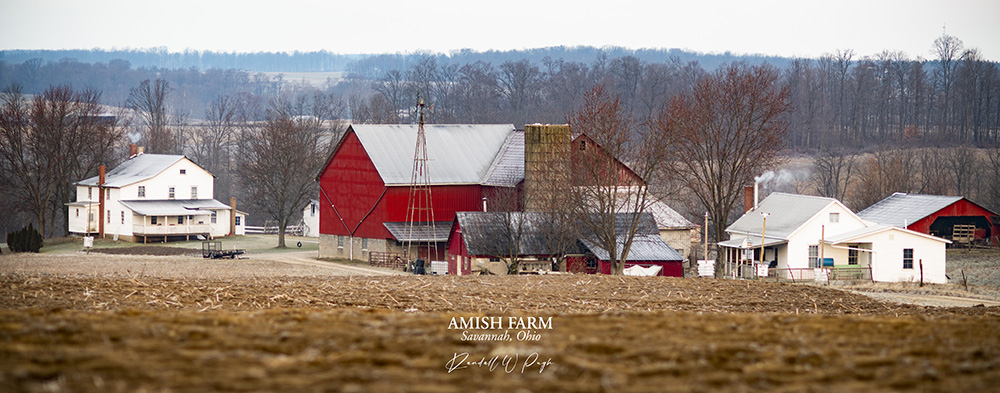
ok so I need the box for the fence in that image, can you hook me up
[368,251,408,269]
[244,224,303,235]
[766,266,872,283]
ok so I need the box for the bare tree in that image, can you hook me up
[372,70,408,119]
[0,84,128,237]
[498,59,540,125]
[656,62,790,277]
[190,94,239,199]
[812,148,857,202]
[238,98,331,248]
[933,33,963,134]
[127,79,177,154]
[852,148,916,210]
[569,85,667,275]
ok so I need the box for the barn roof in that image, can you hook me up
[456,212,574,256]
[77,154,189,187]
[578,213,684,261]
[481,131,525,186]
[349,124,518,186]
[726,193,838,239]
[119,199,231,216]
[857,193,964,227]
[647,198,696,229]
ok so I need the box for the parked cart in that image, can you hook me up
[202,241,245,259]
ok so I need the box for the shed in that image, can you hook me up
[858,193,999,247]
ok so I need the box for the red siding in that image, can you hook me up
[318,131,390,239]
[446,221,472,275]
[907,199,999,246]
[598,260,684,277]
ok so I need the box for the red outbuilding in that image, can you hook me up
[857,193,1000,246]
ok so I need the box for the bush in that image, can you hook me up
[6,224,43,253]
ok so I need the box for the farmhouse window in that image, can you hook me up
[151,216,157,225]
[848,248,858,265]
[121,211,124,224]
[138,186,145,197]
[107,210,111,223]
[168,187,175,199]
[808,245,819,268]
[191,186,198,199]
[75,208,79,217]
[311,204,316,216]
[88,187,92,199]
[180,169,186,175]
[235,216,241,226]
[338,235,344,248]
[829,212,839,223]
[903,249,914,269]
[106,189,110,200]
[211,212,217,223]
[178,216,184,224]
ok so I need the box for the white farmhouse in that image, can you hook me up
[719,193,949,284]
[66,153,247,242]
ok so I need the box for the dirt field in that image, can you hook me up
[2,251,1000,392]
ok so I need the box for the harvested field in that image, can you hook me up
[2,251,1000,392]
[90,245,200,256]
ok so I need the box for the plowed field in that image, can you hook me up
[2,257,999,392]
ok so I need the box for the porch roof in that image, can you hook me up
[119,199,230,216]
[718,235,787,249]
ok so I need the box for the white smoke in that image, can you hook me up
[755,169,810,194]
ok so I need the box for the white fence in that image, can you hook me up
[244,224,303,236]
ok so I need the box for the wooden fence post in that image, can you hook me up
[919,259,924,287]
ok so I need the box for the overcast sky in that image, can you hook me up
[2,0,998,61]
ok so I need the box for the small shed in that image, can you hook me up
[858,193,1000,247]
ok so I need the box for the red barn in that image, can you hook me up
[858,193,1000,246]
[316,124,522,261]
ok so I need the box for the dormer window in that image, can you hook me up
[179,169,186,175]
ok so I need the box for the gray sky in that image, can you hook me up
[2,0,999,61]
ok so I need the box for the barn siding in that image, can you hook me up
[318,131,390,239]
[908,199,999,245]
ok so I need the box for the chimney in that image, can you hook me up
[98,165,106,238]
[744,185,754,213]
[229,197,237,236]
[129,144,137,158]
[523,124,571,212]
[137,146,144,155]
[754,181,759,210]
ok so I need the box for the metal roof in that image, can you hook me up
[77,154,186,188]
[582,234,684,262]
[383,221,453,242]
[718,235,788,249]
[726,193,838,239]
[456,212,578,256]
[823,224,951,244]
[857,193,964,227]
[350,124,517,185]
[119,199,231,216]
[647,198,696,229]
[481,131,525,186]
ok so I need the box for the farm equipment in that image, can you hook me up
[202,241,245,259]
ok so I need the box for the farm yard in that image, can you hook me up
[1,241,1000,392]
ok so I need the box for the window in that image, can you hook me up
[848,248,858,265]
[75,208,79,217]
[88,187,92,199]
[829,212,839,223]
[362,238,368,250]
[178,216,184,224]
[191,186,198,199]
[168,187,175,199]
[338,235,344,248]
[106,188,110,200]
[311,204,316,216]
[107,210,111,223]
[151,216,158,225]
[579,140,587,150]
[586,257,598,269]
[235,216,241,226]
[138,186,145,198]
[179,169,186,175]
[89,211,94,222]
[808,245,819,268]
[903,248,913,269]
[211,211,217,223]
[121,211,125,224]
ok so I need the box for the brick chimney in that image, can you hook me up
[129,144,138,158]
[744,185,754,213]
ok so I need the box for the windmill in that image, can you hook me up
[404,94,437,267]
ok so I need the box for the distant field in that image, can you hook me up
[261,71,344,87]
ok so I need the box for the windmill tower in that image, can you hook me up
[404,95,437,264]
